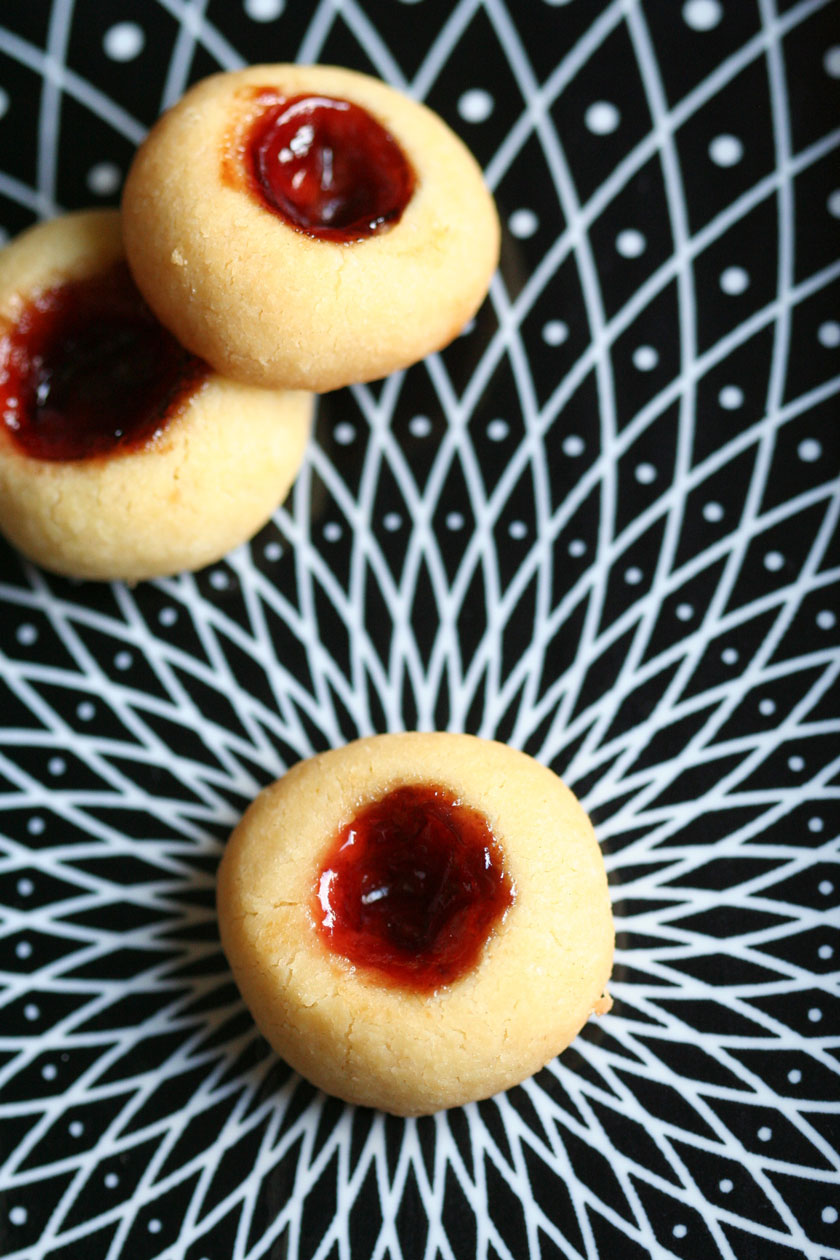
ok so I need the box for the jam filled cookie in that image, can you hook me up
[217,733,613,1116]
[122,65,500,392]
[0,211,312,582]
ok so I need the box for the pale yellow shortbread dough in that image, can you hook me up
[217,732,613,1116]
[0,210,313,582]
[122,64,500,392]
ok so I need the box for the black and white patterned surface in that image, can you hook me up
[0,2,839,1258]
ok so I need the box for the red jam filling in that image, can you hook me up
[0,262,209,462]
[314,784,514,991]
[246,92,415,241]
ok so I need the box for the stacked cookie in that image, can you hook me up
[0,64,500,581]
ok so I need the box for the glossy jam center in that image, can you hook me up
[0,263,209,461]
[246,93,415,241]
[314,784,514,991]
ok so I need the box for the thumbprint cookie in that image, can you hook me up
[217,732,613,1116]
[122,65,500,392]
[0,210,312,582]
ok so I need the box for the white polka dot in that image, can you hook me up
[788,754,805,771]
[509,209,539,239]
[69,1120,84,1137]
[24,1003,39,1021]
[103,21,145,60]
[48,756,66,776]
[798,438,822,462]
[209,569,230,590]
[635,462,657,484]
[824,46,840,78]
[114,650,133,670]
[719,384,744,410]
[76,701,95,721]
[158,606,177,627]
[763,550,784,572]
[683,0,722,28]
[709,134,743,167]
[808,1007,822,1022]
[568,539,586,557]
[383,512,402,532]
[333,422,355,445]
[9,1206,27,1226]
[822,1206,839,1224]
[16,622,38,646]
[458,89,494,123]
[27,816,45,836]
[625,566,643,585]
[542,320,568,346]
[87,162,121,196]
[15,940,32,959]
[445,512,464,531]
[263,541,282,562]
[722,647,739,665]
[676,603,694,622]
[673,1223,688,1239]
[818,944,834,960]
[819,879,834,895]
[703,501,724,522]
[487,418,509,441]
[104,1172,119,1189]
[817,610,837,630]
[616,229,646,258]
[759,698,776,716]
[719,1179,733,1194]
[409,414,432,438]
[720,266,750,295]
[509,520,527,539]
[323,522,342,542]
[828,190,840,219]
[787,1068,802,1083]
[0,88,9,120]
[585,101,620,135]
[41,1062,57,1080]
[147,1218,163,1234]
[633,345,659,371]
[563,434,585,457]
[758,1126,772,1141]
[17,877,34,897]
[808,816,824,832]
[818,320,840,347]
[244,0,285,17]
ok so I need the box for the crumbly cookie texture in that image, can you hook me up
[0,210,313,582]
[122,64,500,392]
[217,732,614,1116]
